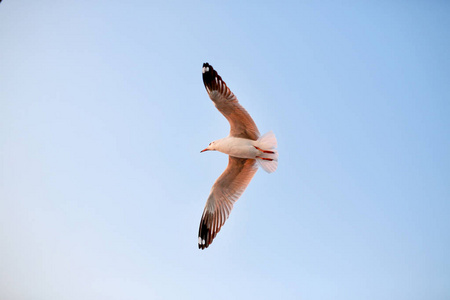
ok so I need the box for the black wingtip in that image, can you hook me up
[198,211,216,250]
[198,226,208,250]
[202,62,224,93]
[198,213,210,250]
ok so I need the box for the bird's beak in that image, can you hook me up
[200,148,208,153]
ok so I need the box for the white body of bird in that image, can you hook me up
[208,136,260,158]
[202,132,278,173]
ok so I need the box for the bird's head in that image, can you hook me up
[201,141,217,153]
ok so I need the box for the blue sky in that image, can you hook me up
[1,1,449,299]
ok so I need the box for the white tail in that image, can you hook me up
[255,131,278,173]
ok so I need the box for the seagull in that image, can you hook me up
[198,63,278,249]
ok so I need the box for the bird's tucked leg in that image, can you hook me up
[256,156,273,161]
[254,146,275,154]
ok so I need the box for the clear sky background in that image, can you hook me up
[1,1,449,299]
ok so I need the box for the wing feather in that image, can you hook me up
[198,157,258,249]
[202,63,260,140]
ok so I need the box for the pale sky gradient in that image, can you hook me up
[1,1,449,299]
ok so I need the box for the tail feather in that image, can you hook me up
[256,157,278,173]
[257,131,277,149]
[256,131,278,173]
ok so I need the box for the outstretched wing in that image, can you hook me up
[198,157,258,249]
[202,63,260,140]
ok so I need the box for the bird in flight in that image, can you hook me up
[198,63,278,249]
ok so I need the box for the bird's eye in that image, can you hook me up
[209,143,211,145]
